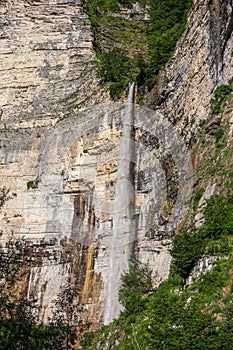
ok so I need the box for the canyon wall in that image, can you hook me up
[0,0,109,129]
[0,99,190,328]
[149,0,233,144]
[0,0,232,336]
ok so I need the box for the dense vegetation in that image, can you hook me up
[148,0,192,81]
[82,0,193,99]
[81,191,233,349]
[171,194,233,280]
[80,90,233,349]
[118,256,153,315]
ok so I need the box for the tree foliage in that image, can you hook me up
[81,192,233,349]
[171,193,233,280]
[119,255,153,314]
[201,194,233,238]
[210,83,233,113]
[148,0,192,78]
[82,0,193,98]
[98,48,131,99]
[170,228,205,280]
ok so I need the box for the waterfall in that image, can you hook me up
[104,83,135,325]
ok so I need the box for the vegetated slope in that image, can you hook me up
[81,0,192,99]
[79,2,233,348]
[80,86,233,349]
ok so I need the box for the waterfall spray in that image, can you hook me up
[104,83,136,325]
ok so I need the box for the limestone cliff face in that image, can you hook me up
[0,0,109,129]
[154,0,233,223]
[0,0,232,337]
[0,101,189,327]
[150,0,233,144]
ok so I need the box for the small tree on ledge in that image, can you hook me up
[119,255,153,315]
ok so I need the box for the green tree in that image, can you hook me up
[210,83,233,113]
[170,228,205,280]
[98,48,131,99]
[201,194,233,238]
[119,255,153,314]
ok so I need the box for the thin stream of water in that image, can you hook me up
[104,83,135,325]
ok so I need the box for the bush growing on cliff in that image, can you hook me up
[82,0,193,98]
[210,83,233,113]
[148,0,192,79]
[119,255,153,314]
[201,194,233,238]
[170,228,205,280]
[98,48,131,99]
[80,193,233,350]
[171,193,233,281]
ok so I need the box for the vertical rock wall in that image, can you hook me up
[0,0,108,128]
[0,0,232,336]
[149,0,233,145]
[0,101,192,327]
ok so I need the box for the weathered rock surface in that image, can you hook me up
[0,0,109,128]
[0,0,232,338]
[0,100,191,327]
[149,0,233,145]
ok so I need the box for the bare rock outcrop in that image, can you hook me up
[0,0,109,129]
[0,0,232,338]
[150,0,233,145]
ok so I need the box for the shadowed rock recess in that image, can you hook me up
[0,0,232,343]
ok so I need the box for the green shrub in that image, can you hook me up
[26,180,39,190]
[119,255,153,314]
[201,194,233,239]
[214,126,227,150]
[210,83,233,113]
[82,0,193,98]
[98,48,131,98]
[170,228,205,280]
[80,331,95,347]
[147,0,193,80]
[193,187,205,212]
[171,193,233,280]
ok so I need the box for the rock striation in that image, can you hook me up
[148,0,233,145]
[0,0,232,338]
[0,0,109,129]
[0,99,191,328]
